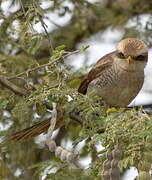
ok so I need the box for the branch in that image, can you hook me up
[0,76,27,96]
[7,50,80,80]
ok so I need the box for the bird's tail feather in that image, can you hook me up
[8,119,50,141]
[8,109,65,141]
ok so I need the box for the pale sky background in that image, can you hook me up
[1,0,152,179]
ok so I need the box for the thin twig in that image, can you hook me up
[0,76,27,96]
[34,1,54,53]
[41,19,54,53]
[7,50,80,80]
[49,18,62,28]
[19,0,34,33]
[15,77,37,90]
[19,0,26,15]
[44,16,62,28]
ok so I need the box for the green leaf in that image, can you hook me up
[27,37,43,55]
[82,45,90,52]
[55,45,66,51]
[72,136,86,147]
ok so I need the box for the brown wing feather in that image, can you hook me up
[78,51,115,94]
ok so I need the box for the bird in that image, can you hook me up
[78,38,148,107]
[9,38,148,141]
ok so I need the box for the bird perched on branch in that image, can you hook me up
[78,38,148,107]
[9,38,148,141]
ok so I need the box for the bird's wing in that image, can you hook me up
[78,51,115,94]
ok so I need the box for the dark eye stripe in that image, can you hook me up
[135,55,145,61]
[117,52,125,59]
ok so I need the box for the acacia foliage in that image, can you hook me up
[0,0,152,179]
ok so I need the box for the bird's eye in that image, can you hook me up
[135,55,145,61]
[118,52,125,59]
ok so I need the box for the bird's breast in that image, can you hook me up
[87,64,144,107]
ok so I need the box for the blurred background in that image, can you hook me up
[0,0,152,179]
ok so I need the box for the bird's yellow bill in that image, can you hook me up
[126,56,134,64]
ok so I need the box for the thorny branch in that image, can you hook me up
[7,50,80,80]
[0,50,79,95]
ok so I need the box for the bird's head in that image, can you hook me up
[115,38,148,71]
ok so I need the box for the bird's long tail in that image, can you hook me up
[8,109,64,141]
[8,119,50,141]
